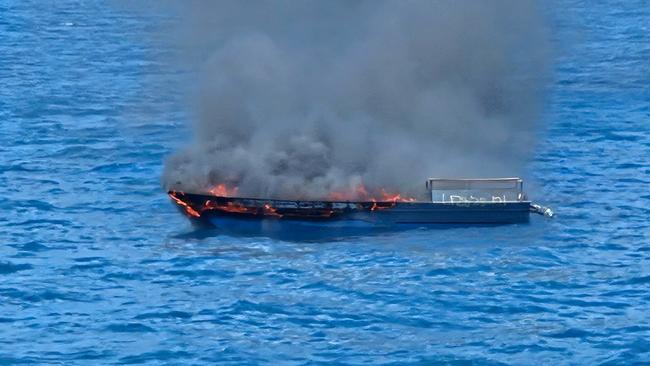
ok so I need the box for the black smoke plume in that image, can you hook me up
[163,1,549,200]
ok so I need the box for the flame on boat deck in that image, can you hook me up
[167,186,404,220]
[208,184,239,197]
[327,184,417,203]
[168,182,417,219]
[206,182,416,203]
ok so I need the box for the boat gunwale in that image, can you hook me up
[169,191,530,206]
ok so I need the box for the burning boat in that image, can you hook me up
[169,178,553,230]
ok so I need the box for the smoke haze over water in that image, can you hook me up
[162,1,549,200]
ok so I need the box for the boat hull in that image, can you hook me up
[169,191,531,227]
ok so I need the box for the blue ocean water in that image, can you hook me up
[1,1,649,364]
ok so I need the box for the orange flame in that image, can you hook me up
[205,182,414,203]
[208,184,239,197]
[327,183,416,203]
[168,192,201,218]
[170,182,414,221]
[263,204,283,218]
[378,189,417,203]
[170,186,407,220]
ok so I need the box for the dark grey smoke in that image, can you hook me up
[163,0,549,200]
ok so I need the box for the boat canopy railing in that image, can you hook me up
[425,178,525,203]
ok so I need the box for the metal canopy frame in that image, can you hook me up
[425,177,525,203]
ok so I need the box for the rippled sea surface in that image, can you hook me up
[1,1,649,365]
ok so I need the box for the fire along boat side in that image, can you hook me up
[168,178,550,227]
